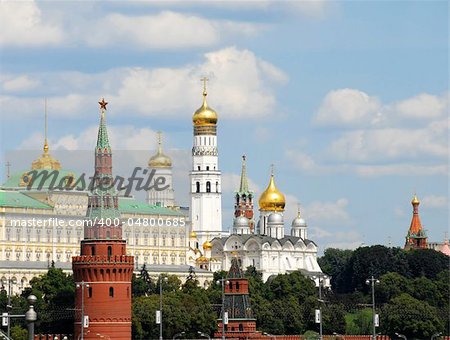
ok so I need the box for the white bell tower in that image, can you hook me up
[190,78,223,245]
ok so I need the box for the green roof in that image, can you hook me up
[118,197,183,216]
[0,190,52,209]
[2,169,81,191]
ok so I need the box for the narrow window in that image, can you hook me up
[216,181,219,193]
[88,287,92,298]
[107,246,112,258]
[198,166,201,171]
[239,324,244,331]
[91,246,95,256]
[206,166,209,171]
[229,281,233,290]
[236,281,240,290]
[109,287,114,297]
[206,181,211,193]
[196,182,200,193]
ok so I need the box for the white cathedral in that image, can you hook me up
[186,82,324,282]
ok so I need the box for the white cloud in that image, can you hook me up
[2,47,287,121]
[421,195,448,209]
[0,1,64,47]
[2,75,40,92]
[354,164,448,177]
[328,124,448,162]
[314,89,382,127]
[393,93,447,120]
[304,198,351,226]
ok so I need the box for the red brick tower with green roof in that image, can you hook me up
[234,155,254,231]
[72,99,134,340]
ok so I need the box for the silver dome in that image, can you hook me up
[234,216,249,227]
[267,212,283,224]
[292,216,307,228]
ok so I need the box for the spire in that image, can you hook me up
[31,99,61,170]
[404,193,427,250]
[96,98,111,151]
[148,131,172,168]
[44,98,49,153]
[157,131,163,153]
[239,155,249,193]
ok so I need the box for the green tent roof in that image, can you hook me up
[2,169,81,191]
[118,197,183,216]
[0,190,52,209]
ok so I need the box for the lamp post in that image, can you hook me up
[366,276,380,340]
[216,278,230,340]
[431,333,442,340]
[76,281,90,340]
[1,277,17,340]
[159,275,168,340]
[312,274,327,340]
[395,333,407,340]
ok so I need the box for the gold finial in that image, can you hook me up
[411,193,420,204]
[43,98,49,153]
[200,76,209,96]
[270,163,275,176]
[297,203,301,218]
[157,131,162,151]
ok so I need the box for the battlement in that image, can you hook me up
[72,254,134,264]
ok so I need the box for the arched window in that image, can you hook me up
[239,324,244,331]
[216,181,219,193]
[206,181,211,193]
[236,281,240,290]
[109,287,114,297]
[88,287,92,298]
[228,281,233,290]
[206,166,209,171]
[196,182,200,193]
[91,246,95,256]
[107,246,112,258]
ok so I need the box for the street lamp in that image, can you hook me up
[198,331,211,340]
[173,331,185,339]
[312,274,328,340]
[431,333,442,340]
[395,333,407,340]
[159,275,169,340]
[1,277,18,340]
[366,276,380,340]
[216,278,230,340]
[76,281,90,340]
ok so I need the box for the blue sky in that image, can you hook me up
[0,1,448,250]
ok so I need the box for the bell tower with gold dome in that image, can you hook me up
[146,131,175,207]
[257,166,286,237]
[190,78,223,245]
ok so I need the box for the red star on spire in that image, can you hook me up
[98,98,108,110]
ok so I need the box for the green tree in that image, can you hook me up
[376,272,411,304]
[345,308,372,335]
[318,248,353,291]
[380,293,444,339]
[406,249,449,279]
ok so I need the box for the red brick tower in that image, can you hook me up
[404,194,428,250]
[72,99,134,340]
[234,155,254,232]
[215,257,258,339]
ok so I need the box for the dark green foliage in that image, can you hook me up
[406,249,449,279]
[380,294,444,339]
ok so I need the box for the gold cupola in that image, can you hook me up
[31,99,62,171]
[411,193,420,205]
[192,77,218,133]
[202,240,212,250]
[258,170,285,212]
[148,131,172,168]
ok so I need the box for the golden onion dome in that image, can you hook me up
[259,174,286,212]
[411,194,420,205]
[31,141,62,171]
[192,87,218,127]
[148,132,172,168]
[203,240,212,250]
[190,231,197,239]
